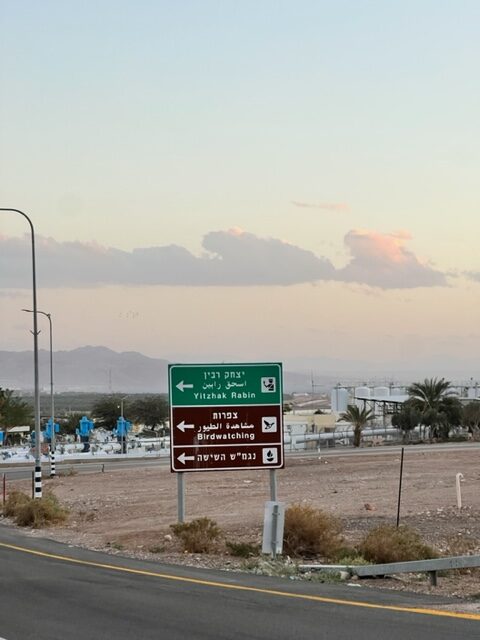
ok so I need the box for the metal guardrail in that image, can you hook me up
[299,554,480,586]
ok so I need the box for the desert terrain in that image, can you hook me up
[5,445,480,602]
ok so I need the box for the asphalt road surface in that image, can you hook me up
[0,526,478,639]
[3,441,480,481]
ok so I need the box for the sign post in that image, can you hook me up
[169,363,284,518]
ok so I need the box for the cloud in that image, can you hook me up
[335,230,447,289]
[291,201,350,212]
[0,229,446,290]
[464,270,480,283]
[0,230,335,288]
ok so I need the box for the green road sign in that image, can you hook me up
[169,363,284,472]
[169,363,282,407]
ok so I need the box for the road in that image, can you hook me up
[2,441,480,481]
[0,526,478,639]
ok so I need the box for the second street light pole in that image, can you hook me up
[1,208,42,498]
[22,309,56,478]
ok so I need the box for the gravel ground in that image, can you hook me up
[5,445,480,606]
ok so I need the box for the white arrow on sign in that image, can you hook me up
[176,380,194,392]
[177,452,195,465]
[176,420,195,432]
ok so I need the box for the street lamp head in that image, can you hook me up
[22,308,51,318]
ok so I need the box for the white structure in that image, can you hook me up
[331,387,350,413]
[354,386,370,408]
[373,386,389,397]
[467,386,478,399]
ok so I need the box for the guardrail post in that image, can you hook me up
[2,473,5,504]
[428,571,437,586]
[456,472,464,509]
[396,447,404,527]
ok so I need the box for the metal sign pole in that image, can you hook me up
[271,503,279,559]
[270,468,277,501]
[177,472,185,523]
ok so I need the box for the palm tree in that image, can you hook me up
[340,404,375,447]
[407,377,451,412]
[407,377,461,440]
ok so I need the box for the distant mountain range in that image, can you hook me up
[0,346,169,393]
[0,346,318,394]
[2,346,477,395]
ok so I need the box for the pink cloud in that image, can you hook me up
[0,229,446,290]
[337,230,446,288]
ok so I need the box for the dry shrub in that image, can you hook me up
[3,490,31,517]
[283,504,343,559]
[358,525,437,564]
[445,534,480,575]
[6,491,69,528]
[445,534,478,557]
[171,517,222,553]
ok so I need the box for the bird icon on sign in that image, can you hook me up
[262,417,278,433]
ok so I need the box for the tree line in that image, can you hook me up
[341,377,480,446]
[2,378,480,445]
[0,389,169,436]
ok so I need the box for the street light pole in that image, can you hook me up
[22,309,55,478]
[1,208,42,498]
[120,396,128,454]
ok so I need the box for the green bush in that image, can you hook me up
[283,504,343,559]
[170,517,222,553]
[335,553,370,566]
[4,491,69,528]
[358,525,437,564]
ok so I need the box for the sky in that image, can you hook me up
[1,1,480,378]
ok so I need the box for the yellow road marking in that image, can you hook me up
[1,541,479,622]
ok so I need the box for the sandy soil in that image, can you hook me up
[6,445,480,603]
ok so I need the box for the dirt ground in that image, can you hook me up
[6,445,480,604]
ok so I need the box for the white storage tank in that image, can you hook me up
[331,387,350,413]
[354,386,370,408]
[373,386,389,397]
[355,386,370,397]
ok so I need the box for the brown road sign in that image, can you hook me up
[171,405,282,447]
[172,444,283,472]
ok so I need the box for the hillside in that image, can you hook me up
[0,346,314,394]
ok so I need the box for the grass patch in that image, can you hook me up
[171,517,222,554]
[148,545,165,554]
[306,570,344,583]
[336,554,370,566]
[283,504,343,559]
[4,490,69,528]
[246,558,299,578]
[358,525,438,564]
[226,541,260,558]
